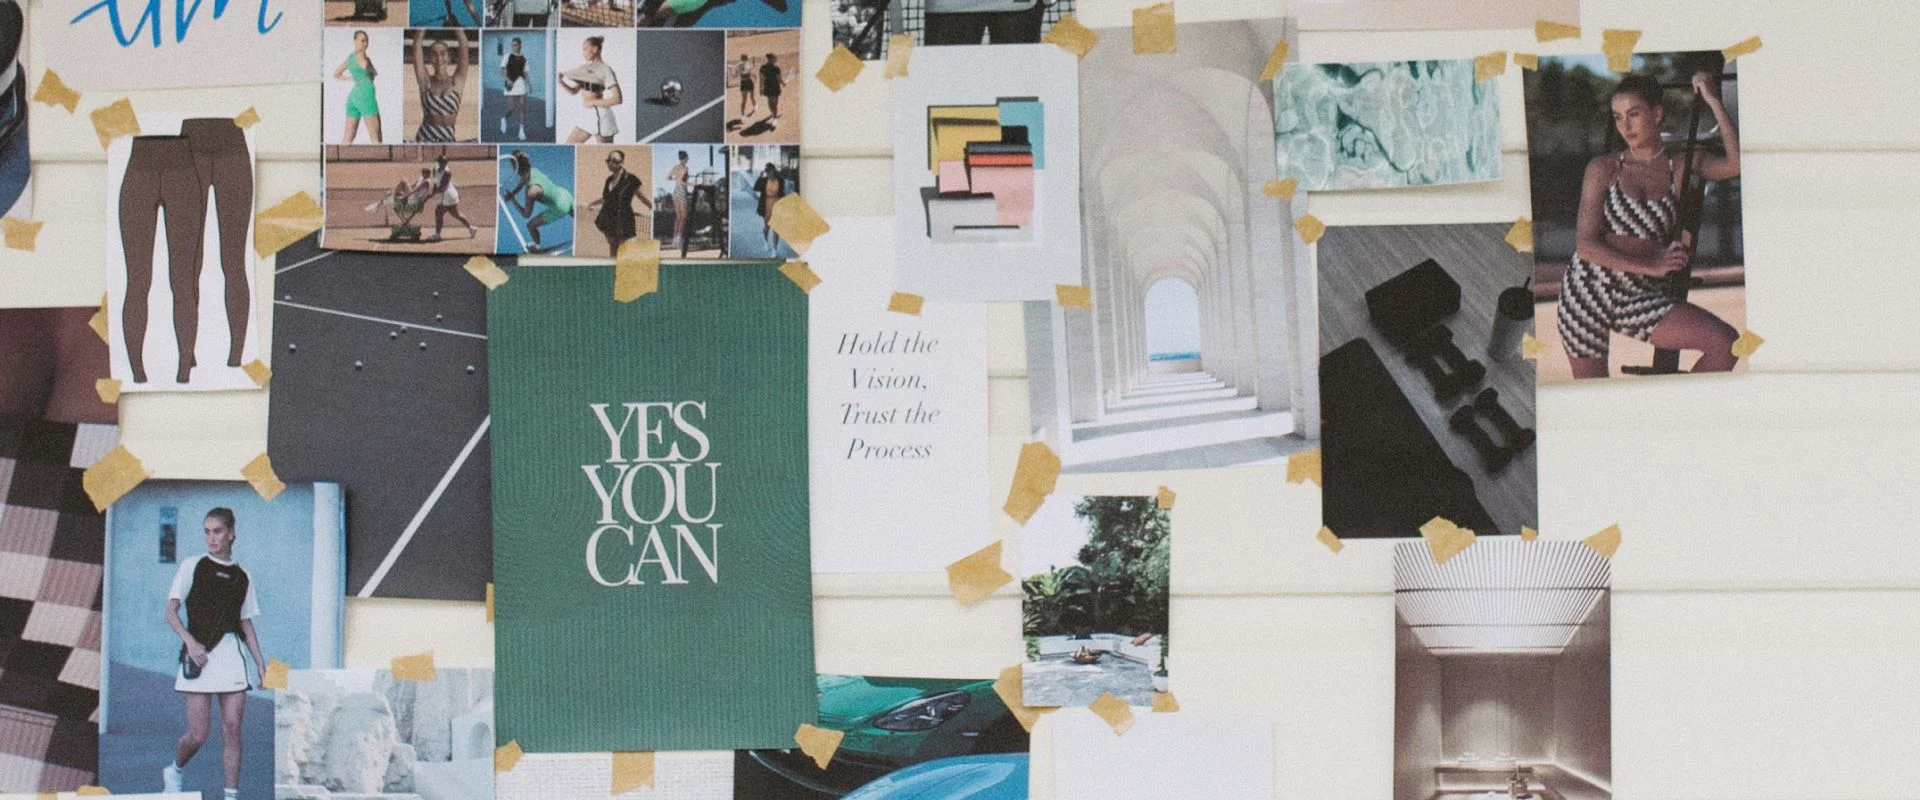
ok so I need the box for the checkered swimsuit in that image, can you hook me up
[1555,154,1688,359]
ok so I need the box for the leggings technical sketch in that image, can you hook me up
[118,118,254,383]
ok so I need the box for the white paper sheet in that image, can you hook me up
[1052,711,1274,799]
[39,0,320,89]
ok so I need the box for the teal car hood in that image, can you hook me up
[816,674,986,729]
[843,754,1029,800]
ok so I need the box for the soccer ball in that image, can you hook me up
[660,79,683,105]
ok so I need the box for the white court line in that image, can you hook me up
[359,415,492,598]
[275,250,339,274]
[275,300,487,340]
[639,95,725,144]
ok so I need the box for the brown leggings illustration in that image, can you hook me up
[119,118,253,383]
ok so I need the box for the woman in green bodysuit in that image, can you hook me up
[333,30,384,143]
[503,150,574,250]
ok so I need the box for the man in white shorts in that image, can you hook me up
[161,507,267,800]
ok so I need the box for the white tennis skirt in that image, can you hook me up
[177,633,251,694]
[505,76,530,97]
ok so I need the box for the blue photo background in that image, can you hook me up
[728,145,798,260]
[411,0,482,27]
[651,0,800,29]
[481,30,557,144]
[496,145,576,255]
[101,481,344,799]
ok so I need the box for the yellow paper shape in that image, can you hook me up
[391,651,437,682]
[946,540,1012,606]
[1132,3,1175,54]
[993,665,1055,731]
[1521,332,1546,360]
[769,194,830,252]
[1043,14,1099,59]
[816,44,865,92]
[1263,178,1297,199]
[494,741,524,772]
[1004,441,1061,524]
[84,445,151,512]
[885,34,914,78]
[253,192,325,257]
[1420,517,1476,565]
[1513,52,1540,71]
[1259,40,1290,82]
[1155,485,1175,509]
[243,359,272,387]
[2,217,43,251]
[1584,524,1622,558]
[1056,284,1091,309]
[1731,330,1764,359]
[465,256,510,290]
[95,379,120,405]
[612,751,656,793]
[1088,692,1135,735]
[233,107,262,129]
[1602,29,1642,72]
[1317,526,1343,554]
[262,658,291,690]
[1535,20,1580,41]
[927,106,1002,174]
[1506,218,1534,253]
[779,260,823,294]
[485,583,495,623]
[888,292,924,316]
[1294,214,1326,244]
[1286,448,1321,486]
[1151,692,1179,713]
[1522,525,1539,541]
[795,724,845,769]
[1723,35,1763,63]
[242,453,285,501]
[76,787,110,796]
[90,294,110,343]
[1475,51,1508,82]
[33,70,80,113]
[615,238,661,302]
[90,98,140,149]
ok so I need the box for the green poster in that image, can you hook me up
[489,264,815,752]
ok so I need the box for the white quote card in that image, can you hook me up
[1053,711,1275,799]
[806,216,991,573]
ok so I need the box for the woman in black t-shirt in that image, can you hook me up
[758,53,786,126]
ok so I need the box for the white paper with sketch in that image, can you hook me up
[1052,711,1274,799]
[39,0,320,89]
[806,216,991,573]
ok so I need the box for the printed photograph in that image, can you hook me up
[100,481,345,799]
[1319,224,1536,539]
[889,0,1076,48]
[1025,20,1317,472]
[487,0,558,26]
[1274,58,1500,190]
[574,145,652,258]
[410,0,481,27]
[481,30,558,144]
[403,28,480,143]
[497,145,577,254]
[323,144,500,253]
[639,0,802,29]
[1,0,27,221]
[727,144,797,260]
[554,29,636,143]
[652,144,729,257]
[0,307,118,793]
[635,29,725,144]
[562,0,635,26]
[736,674,1029,798]
[325,28,405,146]
[723,30,798,145]
[327,0,409,25]
[266,233,494,603]
[1394,540,1611,800]
[276,668,494,800]
[1526,52,1746,381]
[829,0,888,61]
[106,113,261,393]
[1021,495,1170,708]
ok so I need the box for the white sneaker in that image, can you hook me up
[163,764,183,791]
[499,117,507,134]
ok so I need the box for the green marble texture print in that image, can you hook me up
[1274,59,1501,190]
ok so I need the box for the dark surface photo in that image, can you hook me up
[266,233,495,602]
[1318,223,1536,539]
[890,0,1074,48]
[1526,52,1746,382]
[636,29,727,144]
[734,673,1028,798]
[830,0,889,61]
[1394,540,1611,800]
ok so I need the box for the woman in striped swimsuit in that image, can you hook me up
[411,28,470,143]
[1557,72,1740,378]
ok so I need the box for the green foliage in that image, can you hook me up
[1020,496,1171,639]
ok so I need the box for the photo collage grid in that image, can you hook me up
[320,0,801,259]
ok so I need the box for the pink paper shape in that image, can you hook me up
[969,165,1035,227]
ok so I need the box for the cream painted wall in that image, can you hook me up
[6,0,1920,797]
